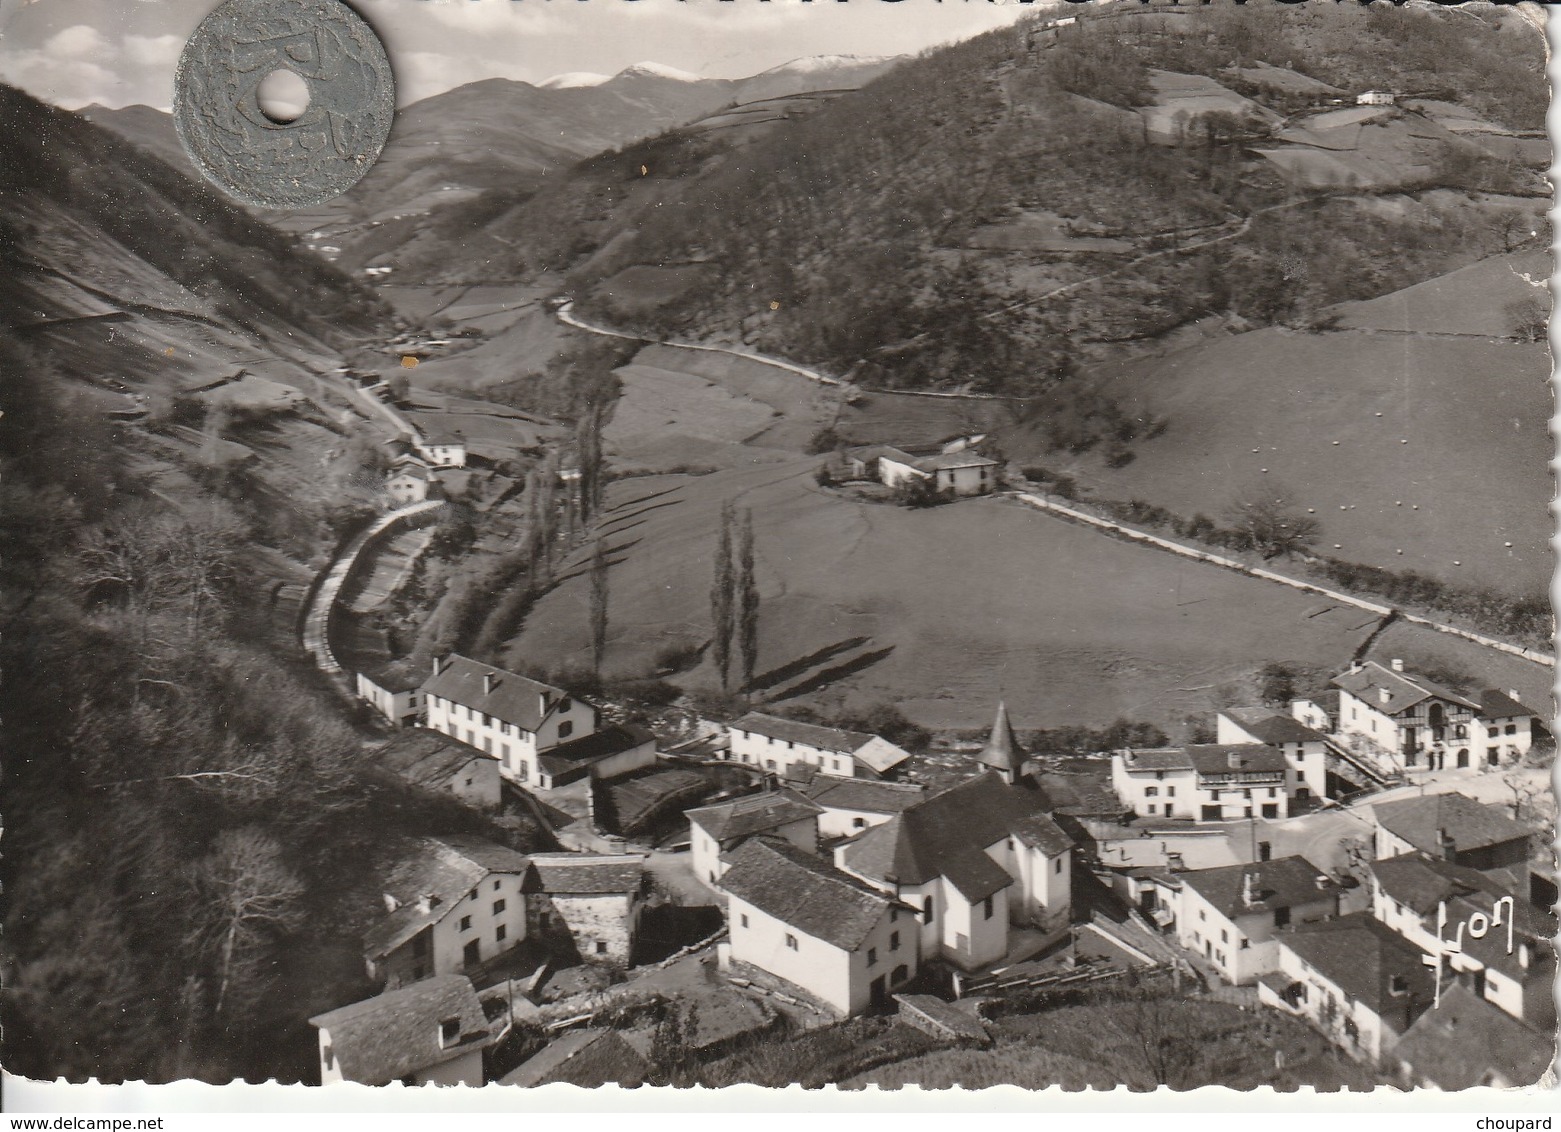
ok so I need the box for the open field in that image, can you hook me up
[506,457,1550,732]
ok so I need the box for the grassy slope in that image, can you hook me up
[506,458,1552,731]
[1061,250,1552,596]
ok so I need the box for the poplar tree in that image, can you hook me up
[710,500,735,689]
[589,538,609,673]
[736,508,760,691]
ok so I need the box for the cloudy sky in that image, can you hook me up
[0,0,1052,110]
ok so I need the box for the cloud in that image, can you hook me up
[44,23,115,61]
[123,33,182,70]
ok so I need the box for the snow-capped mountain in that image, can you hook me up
[538,72,611,90]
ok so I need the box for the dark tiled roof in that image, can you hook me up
[1177,855,1342,920]
[1223,708,1326,745]
[1010,812,1074,857]
[1478,689,1536,720]
[537,723,656,775]
[527,852,644,895]
[730,711,873,754]
[977,701,1027,774]
[1333,661,1479,715]
[1186,744,1287,776]
[686,790,822,841]
[1394,985,1553,1089]
[1279,912,1434,1021]
[360,660,426,693]
[1119,748,1195,772]
[840,773,1072,888]
[721,837,893,951]
[1368,853,1500,916]
[421,654,566,732]
[363,836,531,960]
[800,777,926,814]
[500,1028,648,1088]
[309,975,490,1085]
[940,846,1015,903]
[1373,793,1532,856]
[379,731,496,789]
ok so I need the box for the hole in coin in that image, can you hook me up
[257,68,310,123]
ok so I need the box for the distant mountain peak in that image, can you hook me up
[757,54,896,76]
[616,61,704,83]
[538,71,612,90]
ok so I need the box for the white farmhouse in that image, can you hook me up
[721,836,920,1016]
[1155,855,1343,985]
[1356,89,1396,106]
[727,712,911,780]
[379,730,502,811]
[357,663,424,728]
[422,654,598,787]
[875,447,999,497]
[1215,708,1329,803]
[362,836,532,989]
[1476,689,1542,765]
[686,790,822,888]
[797,777,925,840]
[309,975,493,1086]
[1332,659,1482,773]
[525,853,646,967]
[1111,743,1291,822]
[412,429,466,468]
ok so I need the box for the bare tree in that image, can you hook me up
[184,827,305,1017]
[1226,486,1320,560]
[1506,296,1548,343]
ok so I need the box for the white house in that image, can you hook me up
[525,853,646,967]
[413,429,466,468]
[876,447,998,497]
[1356,89,1396,106]
[1111,743,1291,822]
[379,730,502,811]
[385,456,433,507]
[362,836,532,989]
[686,790,822,888]
[1259,913,1434,1064]
[1366,853,1555,1029]
[422,654,598,787]
[1156,855,1343,986]
[357,664,425,728]
[1476,689,1541,766]
[797,777,925,840]
[727,712,911,780]
[1215,708,1329,803]
[1332,660,1481,773]
[720,836,920,1017]
[309,975,493,1086]
[835,773,1073,971]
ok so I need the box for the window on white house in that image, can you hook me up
[983,896,994,920]
[1054,858,1063,875]
[595,941,608,955]
[1145,787,1159,797]
[854,818,866,829]
[496,924,506,942]
[493,899,506,915]
[891,931,900,951]
[1506,724,1517,735]
[440,1018,460,1046]
[558,721,574,739]
[1221,929,1229,943]
[867,948,877,966]
[1167,786,1176,797]
[785,934,798,951]
[460,916,472,931]
[740,914,749,928]
[923,897,934,924]
[559,698,572,712]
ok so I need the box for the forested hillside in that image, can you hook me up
[401,1,1545,420]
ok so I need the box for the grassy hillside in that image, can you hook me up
[1031,249,1553,596]
[504,458,1551,731]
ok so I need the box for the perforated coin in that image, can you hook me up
[173,0,394,209]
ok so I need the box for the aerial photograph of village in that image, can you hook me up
[0,0,1555,1099]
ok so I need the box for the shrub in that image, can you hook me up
[891,476,949,509]
[806,427,843,455]
[652,639,703,675]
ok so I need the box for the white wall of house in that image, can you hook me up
[380,873,528,989]
[877,457,926,490]
[412,1048,485,1086]
[1372,824,1417,861]
[1274,944,1396,1062]
[938,879,1010,971]
[386,472,429,506]
[934,464,995,496]
[426,691,596,787]
[815,804,898,840]
[586,737,658,782]
[1109,756,1196,819]
[358,674,421,726]
[1478,714,1533,766]
[728,727,856,779]
[1174,885,1336,985]
[448,756,502,811]
[726,893,910,1016]
[691,817,816,889]
[1214,717,1327,801]
[415,441,466,468]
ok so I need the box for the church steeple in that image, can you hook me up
[977,700,1027,785]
